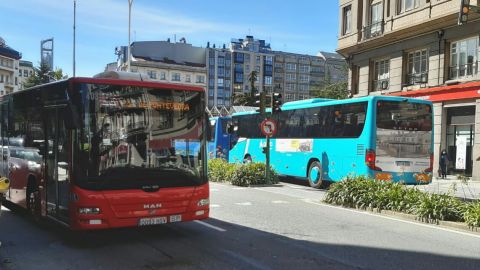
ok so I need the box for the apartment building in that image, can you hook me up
[115,40,207,90]
[0,37,21,95]
[207,46,233,108]
[229,36,274,97]
[337,0,480,179]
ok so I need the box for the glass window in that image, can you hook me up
[450,36,478,79]
[186,74,191,83]
[343,5,352,35]
[398,0,419,14]
[373,58,390,91]
[196,75,205,83]
[286,63,297,71]
[264,76,272,85]
[406,49,428,85]
[172,73,181,81]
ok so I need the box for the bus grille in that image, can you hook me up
[357,144,365,155]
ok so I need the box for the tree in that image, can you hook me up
[248,70,258,102]
[310,64,349,100]
[232,92,252,106]
[22,62,68,89]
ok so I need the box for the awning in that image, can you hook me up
[388,81,480,102]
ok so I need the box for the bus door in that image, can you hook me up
[44,105,69,223]
[0,101,9,197]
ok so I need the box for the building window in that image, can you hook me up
[196,75,205,83]
[225,79,231,88]
[265,56,273,65]
[218,78,224,87]
[24,70,28,77]
[186,74,191,83]
[406,49,428,85]
[397,0,419,14]
[450,37,478,79]
[264,76,272,85]
[256,55,261,65]
[286,83,296,91]
[209,78,215,87]
[255,66,260,73]
[372,58,390,91]
[172,73,181,81]
[147,70,157,79]
[342,5,352,35]
[234,52,244,63]
[299,74,310,83]
[299,65,310,73]
[286,63,297,71]
[364,2,383,39]
[299,84,309,92]
[217,57,224,66]
[286,73,297,81]
[285,93,295,101]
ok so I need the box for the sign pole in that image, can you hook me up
[266,134,270,180]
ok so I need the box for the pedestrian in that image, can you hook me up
[439,150,449,179]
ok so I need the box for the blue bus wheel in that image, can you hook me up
[308,161,323,189]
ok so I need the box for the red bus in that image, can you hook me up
[0,71,209,229]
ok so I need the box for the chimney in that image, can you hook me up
[207,42,210,48]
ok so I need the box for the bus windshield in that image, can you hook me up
[376,101,432,158]
[75,83,206,190]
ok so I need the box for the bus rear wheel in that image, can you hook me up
[308,161,323,189]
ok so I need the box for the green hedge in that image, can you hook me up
[208,159,279,186]
[325,176,479,228]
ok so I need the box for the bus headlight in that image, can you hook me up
[197,199,209,207]
[78,207,101,214]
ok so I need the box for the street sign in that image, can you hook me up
[260,118,277,137]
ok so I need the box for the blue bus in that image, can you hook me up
[208,116,232,160]
[228,96,433,187]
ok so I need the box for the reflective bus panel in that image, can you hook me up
[0,74,209,230]
[229,96,433,187]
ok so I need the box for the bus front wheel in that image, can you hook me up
[308,161,323,189]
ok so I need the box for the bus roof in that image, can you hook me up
[231,96,432,116]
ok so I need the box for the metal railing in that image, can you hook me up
[372,78,389,92]
[363,21,384,40]
[449,62,478,79]
[405,72,428,85]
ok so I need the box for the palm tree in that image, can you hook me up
[248,70,258,104]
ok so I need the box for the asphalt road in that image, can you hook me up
[0,181,479,270]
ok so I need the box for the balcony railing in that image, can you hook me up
[363,21,384,40]
[372,78,389,92]
[405,72,428,86]
[449,62,478,80]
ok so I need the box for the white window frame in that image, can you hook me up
[450,36,479,79]
[373,58,390,91]
[406,48,428,84]
[343,5,352,35]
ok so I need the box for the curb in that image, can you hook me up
[326,204,480,236]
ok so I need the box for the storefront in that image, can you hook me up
[390,81,480,180]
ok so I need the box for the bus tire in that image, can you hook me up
[308,161,323,189]
[26,179,41,221]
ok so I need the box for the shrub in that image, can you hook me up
[208,158,235,182]
[230,162,279,187]
[414,192,464,223]
[463,201,480,229]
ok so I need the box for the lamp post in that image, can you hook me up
[127,0,133,72]
[73,0,76,77]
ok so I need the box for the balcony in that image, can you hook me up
[372,78,389,92]
[362,21,384,41]
[405,72,428,86]
[449,62,478,80]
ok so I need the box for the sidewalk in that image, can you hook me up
[416,176,480,201]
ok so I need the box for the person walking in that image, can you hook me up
[439,150,449,179]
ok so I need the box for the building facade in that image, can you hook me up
[115,40,207,90]
[337,0,480,179]
[18,60,34,90]
[114,36,346,111]
[0,37,21,95]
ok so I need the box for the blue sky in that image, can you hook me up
[0,0,340,77]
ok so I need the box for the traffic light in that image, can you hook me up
[272,92,282,113]
[255,92,266,115]
[459,0,471,25]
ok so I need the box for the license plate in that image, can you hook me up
[139,217,167,226]
[396,161,411,166]
[169,215,182,223]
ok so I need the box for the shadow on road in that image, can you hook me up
[1,205,479,270]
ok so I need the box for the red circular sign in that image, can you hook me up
[260,118,277,137]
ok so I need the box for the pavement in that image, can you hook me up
[418,176,480,201]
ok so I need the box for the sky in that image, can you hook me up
[0,0,340,77]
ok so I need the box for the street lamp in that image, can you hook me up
[127,0,133,72]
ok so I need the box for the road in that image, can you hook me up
[0,181,479,270]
